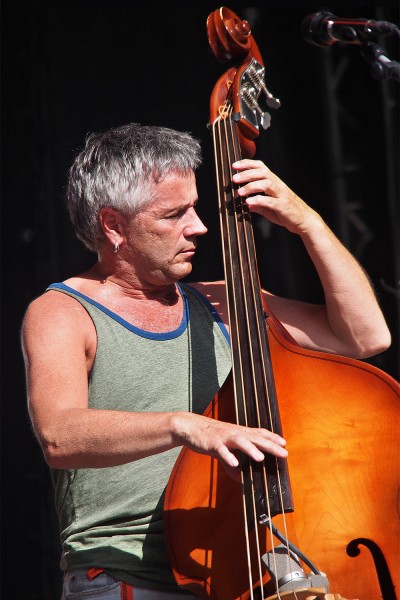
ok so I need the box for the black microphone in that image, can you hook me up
[301,11,397,47]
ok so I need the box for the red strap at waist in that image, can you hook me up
[121,582,134,600]
[87,568,105,580]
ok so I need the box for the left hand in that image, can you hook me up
[232,159,319,236]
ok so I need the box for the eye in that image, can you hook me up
[164,203,198,220]
[165,207,188,219]
[165,210,183,220]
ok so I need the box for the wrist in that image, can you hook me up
[298,211,330,246]
[169,411,191,447]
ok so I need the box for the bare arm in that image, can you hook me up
[230,159,391,359]
[21,292,287,471]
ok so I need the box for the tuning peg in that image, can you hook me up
[247,61,281,109]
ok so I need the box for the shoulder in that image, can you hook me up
[23,270,101,322]
[185,281,228,327]
[21,287,96,353]
[189,280,278,306]
[23,287,89,325]
[186,281,226,302]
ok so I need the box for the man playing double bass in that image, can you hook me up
[21,122,391,599]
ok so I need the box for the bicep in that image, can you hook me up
[21,297,92,440]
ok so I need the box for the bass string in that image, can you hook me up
[232,134,303,598]
[230,122,301,598]
[230,120,298,598]
[212,109,295,599]
[212,113,262,597]
[226,115,273,598]
[224,115,295,599]
[212,115,258,597]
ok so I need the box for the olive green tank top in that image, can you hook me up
[47,282,231,592]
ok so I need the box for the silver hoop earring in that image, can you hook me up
[113,242,119,254]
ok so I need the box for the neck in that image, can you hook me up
[83,262,180,305]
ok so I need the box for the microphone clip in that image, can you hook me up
[360,41,400,82]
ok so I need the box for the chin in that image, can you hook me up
[174,264,193,280]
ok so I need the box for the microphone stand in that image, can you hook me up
[359,41,400,82]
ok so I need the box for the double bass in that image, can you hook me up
[164,7,400,600]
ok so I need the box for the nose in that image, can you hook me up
[184,208,208,237]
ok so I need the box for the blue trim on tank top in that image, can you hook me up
[47,281,229,343]
[47,282,188,340]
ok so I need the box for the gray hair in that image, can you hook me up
[66,122,202,252]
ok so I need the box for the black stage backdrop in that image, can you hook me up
[2,3,399,599]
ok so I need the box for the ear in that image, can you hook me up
[98,207,126,247]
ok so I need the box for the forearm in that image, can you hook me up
[300,213,391,357]
[36,408,181,469]
[34,406,288,472]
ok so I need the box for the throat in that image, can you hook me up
[77,272,184,332]
[127,295,184,332]
[108,285,183,332]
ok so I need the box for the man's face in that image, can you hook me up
[123,172,208,287]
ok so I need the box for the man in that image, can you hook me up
[21,123,390,599]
